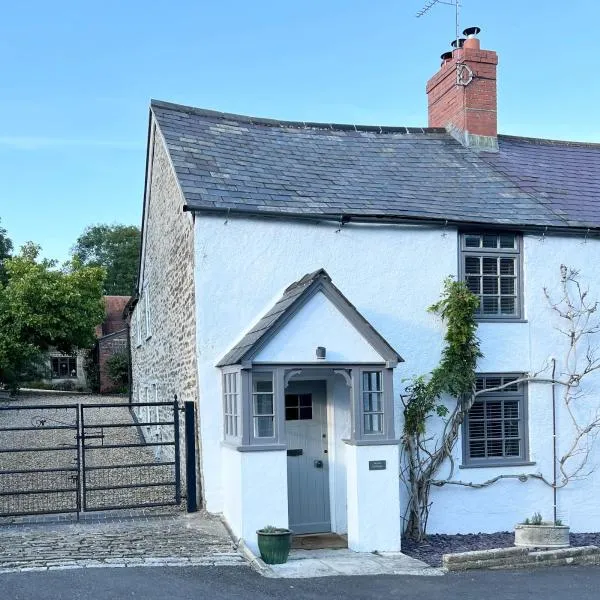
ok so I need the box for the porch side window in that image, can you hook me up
[362,371,384,434]
[223,372,240,439]
[252,372,275,438]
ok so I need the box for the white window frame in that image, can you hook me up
[144,286,152,340]
[135,306,143,347]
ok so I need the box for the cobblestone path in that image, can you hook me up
[0,510,245,573]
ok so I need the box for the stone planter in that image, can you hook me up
[514,523,570,548]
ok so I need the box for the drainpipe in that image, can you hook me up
[552,358,558,524]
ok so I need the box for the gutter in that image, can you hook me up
[182,206,600,239]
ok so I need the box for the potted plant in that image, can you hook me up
[256,525,293,564]
[514,512,570,548]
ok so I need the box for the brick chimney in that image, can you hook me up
[426,27,498,151]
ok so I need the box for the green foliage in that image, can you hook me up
[0,245,105,390]
[403,278,482,437]
[523,512,544,525]
[71,224,140,296]
[0,217,13,285]
[105,350,129,390]
[84,352,100,393]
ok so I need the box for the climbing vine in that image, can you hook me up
[401,267,600,542]
[401,278,481,540]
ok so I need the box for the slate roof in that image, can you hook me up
[491,136,600,228]
[216,269,402,367]
[151,100,600,231]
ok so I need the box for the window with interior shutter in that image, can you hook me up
[463,374,528,466]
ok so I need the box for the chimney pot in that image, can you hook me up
[463,26,481,37]
[450,38,466,48]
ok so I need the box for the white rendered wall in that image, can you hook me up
[194,214,600,535]
[195,216,454,513]
[346,443,401,552]
[221,445,288,555]
[255,291,382,363]
[427,234,600,534]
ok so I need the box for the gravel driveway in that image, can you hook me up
[0,393,180,518]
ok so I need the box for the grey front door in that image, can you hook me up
[285,380,331,534]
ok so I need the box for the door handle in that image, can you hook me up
[314,460,323,469]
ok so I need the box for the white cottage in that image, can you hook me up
[129,29,600,554]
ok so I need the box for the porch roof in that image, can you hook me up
[216,269,403,367]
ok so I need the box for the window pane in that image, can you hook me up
[499,234,516,249]
[470,400,484,417]
[465,235,481,248]
[363,392,383,413]
[487,439,504,457]
[469,439,485,458]
[482,277,498,294]
[500,278,515,295]
[499,258,515,275]
[299,407,313,420]
[504,420,520,437]
[362,371,382,392]
[465,256,481,274]
[469,420,484,438]
[285,395,298,408]
[482,297,498,314]
[255,380,273,393]
[504,400,519,418]
[466,276,481,294]
[482,257,498,275]
[505,439,520,456]
[482,234,497,248]
[364,414,383,434]
[286,407,298,421]
[254,394,273,415]
[299,394,312,407]
[500,297,516,314]
[255,416,274,438]
[486,402,502,419]
[485,377,502,389]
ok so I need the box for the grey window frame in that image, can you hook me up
[349,367,396,443]
[462,373,530,467]
[222,370,241,441]
[459,231,524,321]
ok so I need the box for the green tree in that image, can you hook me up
[0,217,13,284]
[0,244,105,390]
[71,224,140,296]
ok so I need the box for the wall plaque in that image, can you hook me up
[368,460,386,471]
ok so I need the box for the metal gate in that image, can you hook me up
[0,403,80,518]
[0,400,182,518]
[80,401,180,511]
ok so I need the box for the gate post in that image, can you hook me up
[184,401,198,513]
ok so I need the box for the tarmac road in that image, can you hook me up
[2,564,600,600]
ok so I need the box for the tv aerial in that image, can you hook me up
[416,0,461,49]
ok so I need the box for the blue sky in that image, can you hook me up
[1,0,598,261]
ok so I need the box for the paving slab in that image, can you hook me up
[264,548,444,578]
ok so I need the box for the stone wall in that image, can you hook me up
[129,122,199,501]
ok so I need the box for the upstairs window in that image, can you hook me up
[463,374,528,466]
[461,232,522,320]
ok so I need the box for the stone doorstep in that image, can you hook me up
[443,545,600,571]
